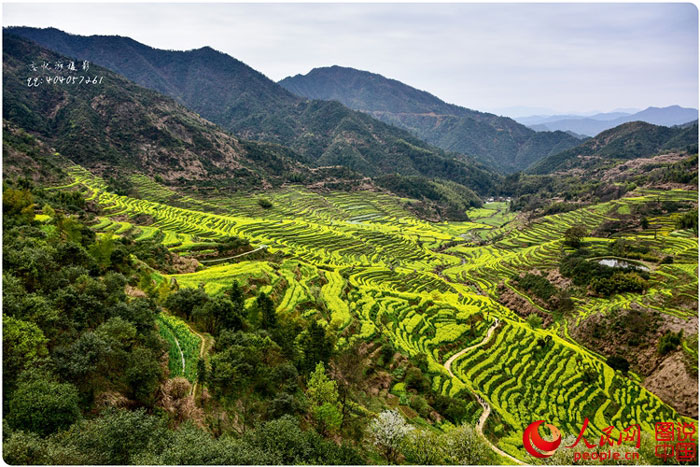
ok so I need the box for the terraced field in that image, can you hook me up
[58,165,698,463]
[156,313,202,383]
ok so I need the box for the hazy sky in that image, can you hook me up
[3,2,698,116]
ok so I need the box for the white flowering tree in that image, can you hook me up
[367,409,413,464]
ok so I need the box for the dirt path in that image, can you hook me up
[173,333,186,375]
[199,244,268,264]
[444,318,499,376]
[443,318,525,465]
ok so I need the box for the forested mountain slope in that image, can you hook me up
[528,120,699,175]
[3,33,312,190]
[279,65,582,171]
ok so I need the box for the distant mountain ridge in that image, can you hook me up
[6,26,500,195]
[518,111,633,126]
[527,120,699,175]
[519,105,698,136]
[279,65,582,172]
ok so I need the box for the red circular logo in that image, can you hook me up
[523,420,562,458]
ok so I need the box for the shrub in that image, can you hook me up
[409,395,431,419]
[606,355,630,374]
[658,330,683,356]
[404,367,428,392]
[432,395,468,424]
[8,377,81,436]
[514,273,557,302]
[257,198,273,209]
[526,314,543,329]
[675,209,698,234]
[590,272,648,296]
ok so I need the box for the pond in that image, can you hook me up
[597,258,650,272]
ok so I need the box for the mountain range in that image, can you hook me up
[4,26,697,196]
[3,31,495,219]
[279,65,582,172]
[5,26,499,194]
[518,105,698,136]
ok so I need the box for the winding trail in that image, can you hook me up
[199,244,268,264]
[443,318,525,465]
[444,318,499,376]
[173,333,186,375]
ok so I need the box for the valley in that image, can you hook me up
[2,19,698,466]
[26,160,697,463]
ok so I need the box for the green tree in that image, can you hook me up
[196,357,207,384]
[3,430,50,465]
[209,331,281,399]
[227,280,245,311]
[307,362,343,434]
[3,314,48,386]
[245,415,362,464]
[125,347,162,406]
[312,403,343,435]
[132,422,276,465]
[433,395,469,424]
[3,187,34,223]
[95,316,137,348]
[404,367,428,392]
[257,292,277,330]
[53,331,112,393]
[55,214,84,244]
[8,377,81,436]
[88,232,115,270]
[676,209,698,234]
[297,320,334,374]
[307,362,339,404]
[195,295,244,334]
[164,287,209,321]
[526,314,543,329]
[64,408,167,464]
[563,225,587,248]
